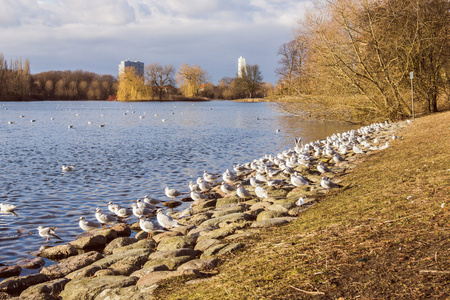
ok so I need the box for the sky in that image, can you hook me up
[0,0,311,84]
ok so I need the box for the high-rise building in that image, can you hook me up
[238,56,246,77]
[118,60,144,77]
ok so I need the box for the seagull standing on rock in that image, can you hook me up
[255,184,269,200]
[95,207,117,228]
[203,170,220,183]
[236,184,252,202]
[131,203,154,218]
[164,187,181,201]
[139,216,165,239]
[290,172,310,189]
[220,182,236,197]
[156,209,180,229]
[78,217,101,236]
[317,162,333,174]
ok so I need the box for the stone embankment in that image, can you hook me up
[0,120,409,300]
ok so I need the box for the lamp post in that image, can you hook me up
[410,71,414,120]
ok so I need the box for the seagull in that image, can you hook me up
[164,187,181,201]
[78,217,101,236]
[114,205,133,222]
[189,181,201,193]
[236,184,252,201]
[320,177,342,189]
[139,216,165,239]
[95,207,117,228]
[143,195,162,205]
[333,154,346,164]
[0,203,17,212]
[156,209,180,229]
[203,170,220,183]
[61,165,75,172]
[131,203,154,218]
[255,184,269,200]
[190,190,208,203]
[220,182,236,197]
[317,162,333,174]
[178,207,194,219]
[290,172,310,189]
[37,226,62,242]
[297,197,305,206]
[352,145,365,154]
[137,198,157,210]
[222,169,238,184]
[250,176,264,187]
[107,201,119,213]
[197,179,212,193]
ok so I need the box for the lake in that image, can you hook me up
[0,100,358,273]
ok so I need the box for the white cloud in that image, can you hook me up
[0,0,311,83]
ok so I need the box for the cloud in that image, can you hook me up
[0,0,311,83]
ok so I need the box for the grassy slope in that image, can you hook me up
[154,112,450,299]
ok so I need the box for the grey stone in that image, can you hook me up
[110,223,132,237]
[200,244,227,259]
[216,243,244,256]
[93,248,152,269]
[66,265,102,280]
[68,235,107,250]
[198,213,250,228]
[194,238,220,252]
[177,257,219,272]
[112,238,156,254]
[256,210,287,221]
[197,227,236,240]
[0,266,22,279]
[148,248,201,260]
[251,217,298,228]
[103,237,138,255]
[37,244,78,260]
[137,269,200,287]
[144,256,194,271]
[59,276,138,300]
[16,258,45,270]
[40,251,103,279]
[20,278,69,299]
[93,285,158,300]
[156,235,197,251]
[152,231,182,243]
[0,273,49,294]
[130,264,170,279]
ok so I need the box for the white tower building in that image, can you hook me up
[118,60,145,78]
[238,56,246,78]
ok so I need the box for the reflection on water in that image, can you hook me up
[0,100,358,269]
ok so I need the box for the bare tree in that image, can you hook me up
[236,64,264,98]
[145,63,175,100]
[176,64,209,97]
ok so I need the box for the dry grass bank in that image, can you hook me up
[153,111,450,299]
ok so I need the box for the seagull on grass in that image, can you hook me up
[320,177,342,189]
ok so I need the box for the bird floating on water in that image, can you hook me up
[61,165,75,172]
[0,203,17,212]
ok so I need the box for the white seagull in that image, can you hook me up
[156,209,180,229]
[61,165,75,172]
[131,203,154,218]
[220,182,236,197]
[139,216,165,239]
[255,184,269,200]
[0,203,17,212]
[137,198,157,210]
[95,207,117,228]
[290,172,310,189]
[190,190,208,203]
[317,162,333,174]
[320,177,342,189]
[114,205,133,222]
[164,187,181,201]
[236,184,252,201]
[37,226,62,242]
[78,216,101,236]
[203,170,219,183]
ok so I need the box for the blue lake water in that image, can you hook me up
[0,100,358,272]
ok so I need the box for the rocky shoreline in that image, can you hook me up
[0,120,409,300]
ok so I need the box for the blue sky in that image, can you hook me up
[0,0,310,84]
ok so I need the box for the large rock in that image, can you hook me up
[183,212,213,226]
[194,238,220,252]
[37,244,78,260]
[16,257,46,269]
[93,285,158,300]
[130,264,170,279]
[198,213,251,228]
[156,235,197,251]
[20,278,69,300]
[110,223,132,237]
[103,237,138,254]
[251,217,298,228]
[93,248,152,269]
[0,273,49,294]
[177,257,219,272]
[148,248,201,260]
[66,265,102,280]
[193,199,216,212]
[69,235,108,250]
[112,238,156,254]
[144,256,194,271]
[40,251,103,279]
[199,244,227,259]
[137,269,200,287]
[152,231,182,243]
[187,225,216,237]
[59,276,138,300]
[211,204,247,218]
[256,210,287,221]
[103,261,141,276]
[197,227,236,240]
[215,196,239,207]
[89,228,118,242]
[0,266,22,279]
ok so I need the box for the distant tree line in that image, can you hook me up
[0,54,31,100]
[275,0,449,122]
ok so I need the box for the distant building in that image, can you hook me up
[118,60,144,77]
[238,56,246,78]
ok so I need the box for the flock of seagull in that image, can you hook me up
[5,120,397,244]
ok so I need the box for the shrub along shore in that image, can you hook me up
[0,111,448,299]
